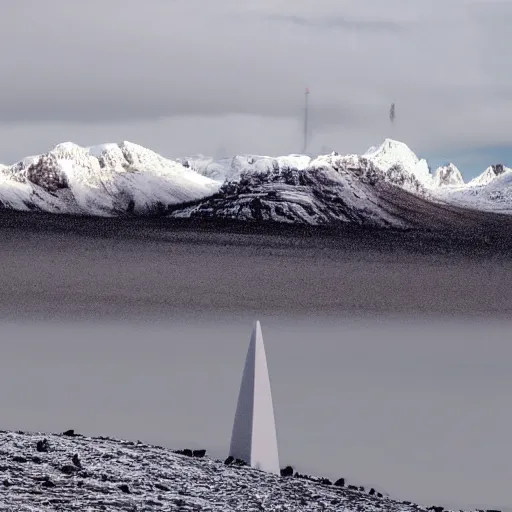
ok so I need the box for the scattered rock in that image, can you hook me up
[359,486,365,492]
[3,479,11,487]
[174,449,193,457]
[348,485,358,491]
[62,429,77,437]
[36,439,49,453]
[280,466,294,477]
[192,449,206,458]
[377,492,383,498]
[155,483,170,491]
[41,480,56,488]
[12,456,27,463]
[369,488,376,495]
[334,478,345,487]
[224,456,234,465]
[61,465,79,475]
[118,484,131,494]
[72,454,82,468]
[31,456,42,464]
[320,478,332,486]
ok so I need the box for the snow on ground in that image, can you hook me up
[0,430,457,512]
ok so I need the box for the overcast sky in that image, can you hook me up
[0,0,510,177]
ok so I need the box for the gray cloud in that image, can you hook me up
[262,14,403,32]
[0,0,511,170]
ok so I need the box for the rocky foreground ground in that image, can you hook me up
[0,430,473,512]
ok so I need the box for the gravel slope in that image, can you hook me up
[0,430,450,512]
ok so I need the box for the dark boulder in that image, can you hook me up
[61,465,79,475]
[192,449,206,458]
[3,479,11,487]
[224,456,234,465]
[320,478,332,485]
[369,488,376,495]
[36,439,49,453]
[72,454,82,468]
[334,478,345,487]
[118,484,130,494]
[155,483,170,492]
[12,456,27,463]
[348,485,358,491]
[41,480,56,488]
[359,486,365,492]
[174,449,193,457]
[280,466,294,477]
[377,492,383,498]
[62,429,77,437]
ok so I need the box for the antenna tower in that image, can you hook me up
[303,87,310,154]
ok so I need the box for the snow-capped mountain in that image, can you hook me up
[0,141,219,216]
[468,164,512,187]
[433,164,464,188]
[172,153,410,227]
[0,430,470,512]
[363,139,434,191]
[1,138,511,226]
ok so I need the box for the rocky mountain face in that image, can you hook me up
[0,430,471,512]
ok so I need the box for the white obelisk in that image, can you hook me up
[229,320,280,474]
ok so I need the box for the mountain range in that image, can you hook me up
[0,139,511,229]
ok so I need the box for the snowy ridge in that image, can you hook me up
[0,430,474,512]
[1,138,512,225]
[178,154,312,183]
